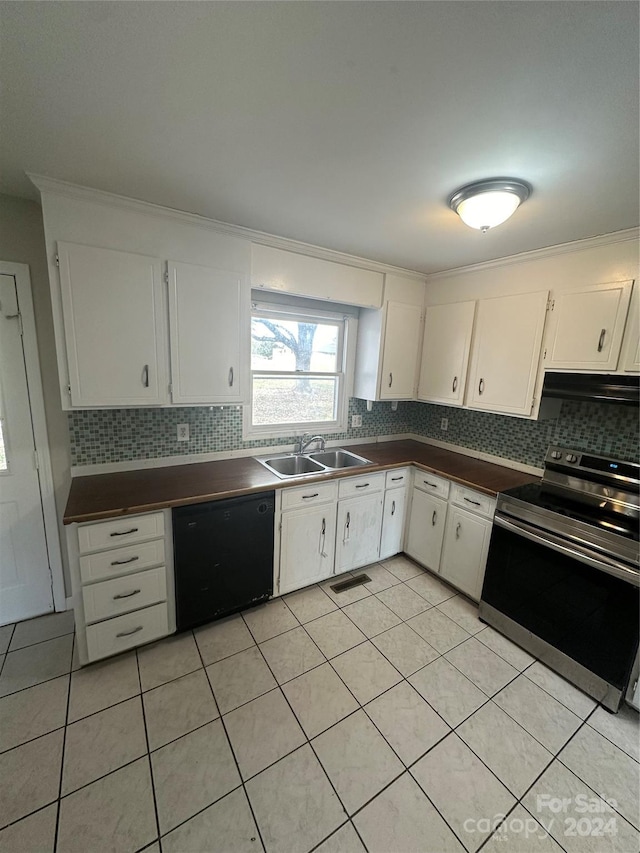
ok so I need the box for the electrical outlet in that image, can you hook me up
[177,423,190,441]
[440,417,449,432]
[351,414,363,428]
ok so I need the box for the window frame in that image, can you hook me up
[243,300,356,441]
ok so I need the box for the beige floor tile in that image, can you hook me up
[409,657,487,727]
[406,570,458,605]
[305,610,366,659]
[57,757,156,853]
[259,626,324,683]
[559,725,640,830]
[359,564,401,594]
[375,584,430,621]
[315,823,366,853]
[0,634,73,697]
[152,719,240,834]
[224,689,305,780]
[284,585,337,623]
[494,675,581,753]
[525,662,597,719]
[412,733,516,852]
[206,646,276,713]
[162,787,262,853]
[437,594,485,635]
[407,608,470,654]
[320,574,372,607]
[0,803,58,853]
[246,744,346,853]
[137,632,201,691]
[446,637,519,695]
[476,626,536,671]
[9,611,75,651]
[143,668,218,750]
[588,702,640,761]
[0,675,68,753]
[458,701,553,797]
[243,599,298,643]
[67,651,139,722]
[366,681,450,765]
[341,596,401,638]
[371,622,439,677]
[0,625,14,655]
[0,729,63,828]
[283,662,358,738]
[332,641,402,705]
[313,710,403,815]
[380,555,424,581]
[482,804,565,853]
[62,696,147,794]
[194,613,255,665]
[354,772,464,852]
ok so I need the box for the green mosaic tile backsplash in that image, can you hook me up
[68,397,639,469]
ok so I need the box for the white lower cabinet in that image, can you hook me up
[440,506,492,601]
[335,493,384,572]
[405,487,447,571]
[279,504,337,594]
[379,487,407,560]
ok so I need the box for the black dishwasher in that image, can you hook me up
[173,491,275,631]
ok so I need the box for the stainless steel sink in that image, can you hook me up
[261,455,326,477]
[307,449,372,469]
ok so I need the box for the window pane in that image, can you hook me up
[252,376,338,426]
[251,317,339,373]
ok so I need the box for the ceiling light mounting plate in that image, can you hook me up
[448,178,531,233]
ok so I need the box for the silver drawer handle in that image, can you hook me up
[110,555,140,566]
[391,476,403,481]
[302,493,319,500]
[355,483,370,489]
[463,497,481,507]
[113,589,141,600]
[116,625,143,638]
[110,528,139,537]
[424,481,437,488]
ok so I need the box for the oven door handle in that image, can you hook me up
[494,514,640,587]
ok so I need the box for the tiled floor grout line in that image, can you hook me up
[52,650,72,853]
[135,646,164,853]
[6,628,75,655]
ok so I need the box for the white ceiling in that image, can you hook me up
[1,2,638,274]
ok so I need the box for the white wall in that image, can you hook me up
[0,194,71,592]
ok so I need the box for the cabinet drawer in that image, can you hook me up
[413,470,450,500]
[385,468,410,489]
[85,602,169,662]
[450,484,496,519]
[338,472,385,499]
[281,480,338,511]
[78,512,164,555]
[82,566,167,624]
[79,538,165,584]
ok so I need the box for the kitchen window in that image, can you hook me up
[244,301,355,439]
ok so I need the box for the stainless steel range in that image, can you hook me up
[480,445,639,712]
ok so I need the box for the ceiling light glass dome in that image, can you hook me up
[449,179,531,233]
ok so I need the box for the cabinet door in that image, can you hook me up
[57,242,167,407]
[279,505,337,594]
[418,301,475,405]
[545,281,633,371]
[335,494,383,573]
[379,301,422,400]
[168,261,248,404]
[405,488,447,572]
[440,507,492,600]
[379,488,406,560]
[618,284,639,373]
[467,290,548,416]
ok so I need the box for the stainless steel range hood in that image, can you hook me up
[542,372,640,405]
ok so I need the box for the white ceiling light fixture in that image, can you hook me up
[449,179,531,233]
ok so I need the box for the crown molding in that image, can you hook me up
[27,172,426,282]
[426,227,640,281]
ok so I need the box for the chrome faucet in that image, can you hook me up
[296,434,326,454]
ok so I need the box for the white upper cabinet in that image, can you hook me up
[467,290,549,417]
[57,242,168,407]
[417,301,475,405]
[544,280,633,371]
[167,261,249,404]
[620,285,640,372]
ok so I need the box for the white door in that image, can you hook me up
[57,242,167,407]
[467,290,548,416]
[405,488,447,572]
[440,506,492,601]
[379,301,422,399]
[279,505,336,594]
[168,261,248,404]
[335,494,383,573]
[418,301,476,405]
[0,273,53,624]
[379,487,406,560]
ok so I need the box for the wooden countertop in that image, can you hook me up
[63,440,538,524]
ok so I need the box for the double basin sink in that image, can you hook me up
[256,448,373,479]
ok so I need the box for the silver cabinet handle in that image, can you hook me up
[597,329,606,352]
[432,510,437,526]
[391,500,396,516]
[110,528,139,537]
[319,517,328,557]
[142,364,149,388]
[455,522,461,539]
[110,555,140,566]
[388,372,393,387]
[478,378,485,395]
[113,589,141,600]
[344,511,351,543]
[355,483,370,489]
[424,480,437,488]
[116,625,143,638]
[228,367,234,387]
[391,476,403,482]
[302,493,319,500]
[464,497,481,507]
[452,376,458,392]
